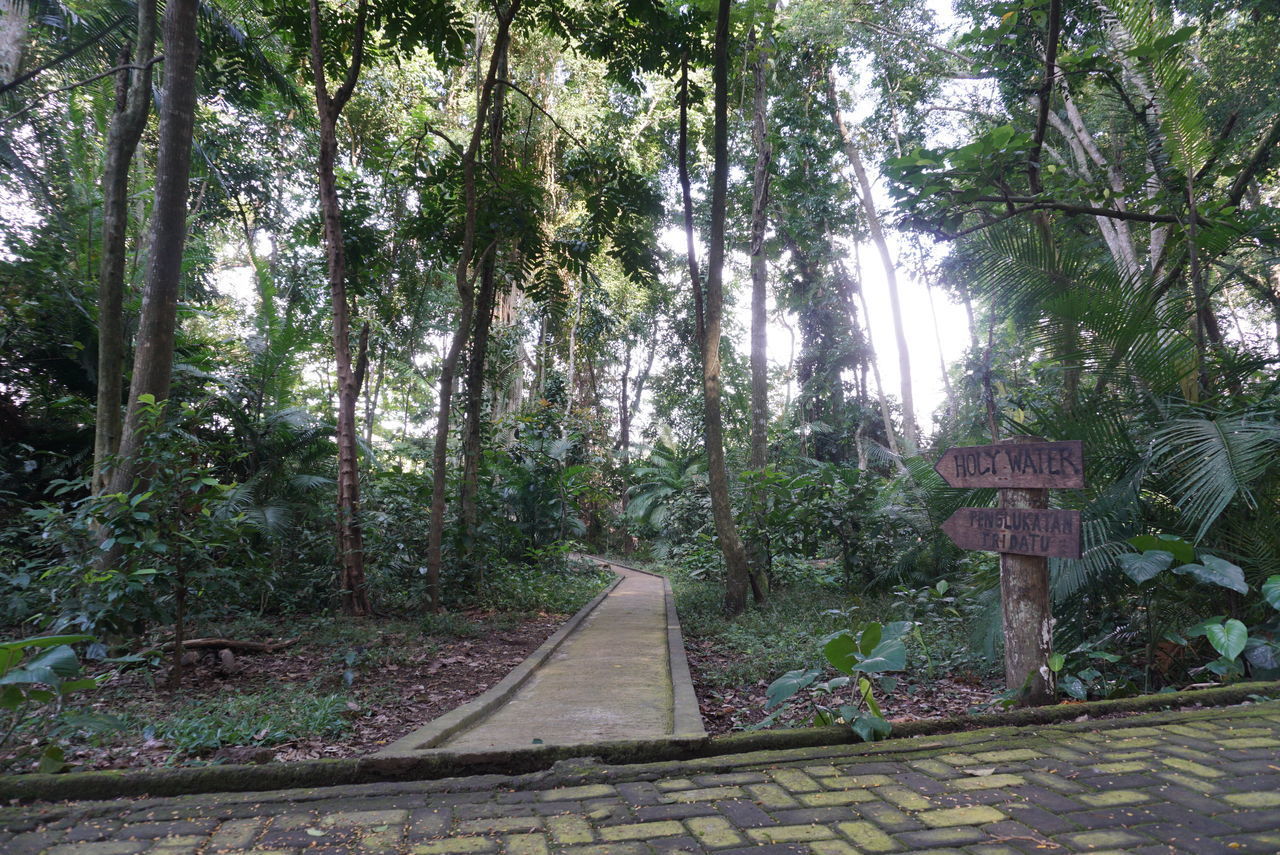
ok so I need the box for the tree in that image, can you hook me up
[745,4,774,599]
[425,0,521,610]
[105,0,199,501]
[307,0,372,616]
[101,0,199,686]
[826,68,918,456]
[702,0,754,616]
[93,0,156,495]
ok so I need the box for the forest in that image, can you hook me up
[1,0,1279,773]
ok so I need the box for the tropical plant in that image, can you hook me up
[0,634,104,772]
[759,620,909,742]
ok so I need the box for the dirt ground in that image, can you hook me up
[684,637,1000,735]
[4,611,568,773]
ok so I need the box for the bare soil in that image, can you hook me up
[685,637,1000,735]
[3,611,567,773]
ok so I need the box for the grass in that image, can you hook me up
[128,688,350,761]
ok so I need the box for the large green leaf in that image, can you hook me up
[850,714,892,743]
[1127,534,1195,564]
[1172,556,1248,594]
[822,631,858,675]
[857,623,882,656]
[1261,575,1280,610]
[1117,550,1173,585]
[765,668,821,710]
[851,639,907,674]
[1206,619,1248,661]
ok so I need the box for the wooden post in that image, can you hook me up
[998,436,1055,706]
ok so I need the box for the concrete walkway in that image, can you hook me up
[443,563,675,751]
[6,700,1280,853]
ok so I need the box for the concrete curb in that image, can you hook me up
[5,687,1278,806]
[372,571,623,756]
[664,575,705,738]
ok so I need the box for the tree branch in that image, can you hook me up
[1228,111,1280,206]
[1027,0,1062,196]
[0,15,128,96]
[332,0,369,112]
[496,78,588,151]
[969,196,1178,223]
[1,56,164,126]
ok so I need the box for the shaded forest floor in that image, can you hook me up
[3,610,572,773]
[659,561,1003,735]
[688,639,999,734]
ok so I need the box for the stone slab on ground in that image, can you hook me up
[6,700,1280,853]
[440,564,674,751]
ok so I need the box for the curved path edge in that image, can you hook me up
[374,568,625,757]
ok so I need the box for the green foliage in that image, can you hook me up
[0,635,112,772]
[419,612,484,639]
[470,554,614,614]
[758,620,909,742]
[137,690,349,761]
[26,398,255,637]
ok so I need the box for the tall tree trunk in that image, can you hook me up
[826,69,918,455]
[93,0,156,495]
[705,0,754,617]
[104,0,198,499]
[309,0,371,616]
[425,1,520,611]
[459,41,507,583]
[678,56,704,344]
[746,11,774,604]
[848,249,902,463]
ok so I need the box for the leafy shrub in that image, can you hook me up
[0,634,108,771]
[473,557,613,614]
[760,620,910,742]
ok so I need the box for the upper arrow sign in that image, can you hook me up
[934,440,1084,489]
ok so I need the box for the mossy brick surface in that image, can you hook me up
[5,701,1280,854]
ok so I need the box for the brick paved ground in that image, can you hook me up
[4,701,1280,854]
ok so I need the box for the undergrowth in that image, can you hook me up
[128,689,350,761]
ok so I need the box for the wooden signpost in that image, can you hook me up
[936,436,1085,707]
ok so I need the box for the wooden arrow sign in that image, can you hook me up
[934,440,1084,489]
[942,507,1082,559]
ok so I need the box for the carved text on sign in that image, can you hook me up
[934,440,1084,489]
[941,508,1083,559]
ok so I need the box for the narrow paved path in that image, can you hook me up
[442,562,674,751]
[6,701,1280,853]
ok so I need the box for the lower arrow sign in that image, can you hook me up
[942,507,1082,559]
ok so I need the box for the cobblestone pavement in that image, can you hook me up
[5,701,1280,854]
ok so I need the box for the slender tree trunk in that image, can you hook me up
[678,56,704,344]
[104,0,198,499]
[425,1,520,611]
[94,0,156,495]
[746,12,774,603]
[309,0,371,616]
[849,249,901,462]
[926,282,956,424]
[460,41,507,583]
[826,69,918,455]
[705,0,754,617]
